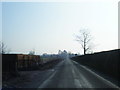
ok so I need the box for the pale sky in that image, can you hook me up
[1,1,119,55]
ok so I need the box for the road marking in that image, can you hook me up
[72,60,120,89]
[71,64,82,88]
[38,60,65,88]
[81,64,120,88]
[48,69,55,72]
[74,79,82,88]
[72,60,79,65]
[72,68,75,74]
[38,70,57,88]
[72,62,92,88]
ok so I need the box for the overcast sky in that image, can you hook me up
[1,1,118,55]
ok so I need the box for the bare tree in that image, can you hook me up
[0,42,7,54]
[76,29,92,55]
[0,42,10,54]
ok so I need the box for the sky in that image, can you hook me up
[1,1,119,55]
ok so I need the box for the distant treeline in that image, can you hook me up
[71,49,120,81]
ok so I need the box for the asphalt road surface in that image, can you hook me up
[38,58,120,88]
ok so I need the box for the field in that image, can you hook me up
[2,55,62,88]
[2,54,62,81]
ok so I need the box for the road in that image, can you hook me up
[38,58,119,88]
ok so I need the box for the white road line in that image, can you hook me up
[72,60,79,65]
[72,60,120,89]
[72,62,92,88]
[38,60,64,88]
[74,79,82,88]
[38,71,57,88]
[72,68,75,74]
[72,66,82,88]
